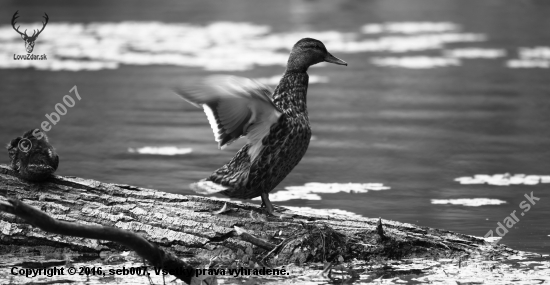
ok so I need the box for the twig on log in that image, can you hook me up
[0,198,196,284]
[232,226,275,251]
[377,217,386,241]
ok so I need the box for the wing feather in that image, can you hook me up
[217,100,248,133]
[175,75,282,161]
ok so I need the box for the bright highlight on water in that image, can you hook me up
[2,21,547,71]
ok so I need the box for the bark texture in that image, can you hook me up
[0,164,515,274]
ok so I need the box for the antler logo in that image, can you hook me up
[11,10,49,54]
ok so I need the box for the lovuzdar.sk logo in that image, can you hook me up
[11,10,48,60]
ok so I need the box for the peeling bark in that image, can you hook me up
[0,164,526,283]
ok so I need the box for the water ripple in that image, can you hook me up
[252,182,391,202]
[455,174,550,186]
[284,206,364,218]
[0,21,487,71]
[431,198,507,207]
[361,22,460,34]
[372,56,460,69]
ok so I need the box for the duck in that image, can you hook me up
[7,129,59,182]
[176,38,347,215]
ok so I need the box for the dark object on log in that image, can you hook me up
[376,217,386,241]
[0,164,530,283]
[6,129,59,182]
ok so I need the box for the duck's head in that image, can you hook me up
[286,38,347,73]
[7,129,59,182]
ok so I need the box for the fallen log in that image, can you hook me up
[1,164,548,284]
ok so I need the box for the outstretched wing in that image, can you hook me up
[175,75,282,161]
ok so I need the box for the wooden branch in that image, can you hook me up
[0,198,195,284]
[233,226,275,251]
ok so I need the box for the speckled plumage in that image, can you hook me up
[210,72,311,199]
[180,38,347,214]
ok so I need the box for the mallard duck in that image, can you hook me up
[7,129,59,182]
[177,38,347,215]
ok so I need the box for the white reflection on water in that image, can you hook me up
[507,46,550,69]
[507,59,550,69]
[372,56,460,69]
[444,48,506,58]
[431,198,506,207]
[361,22,459,34]
[519,47,550,59]
[128,146,193,155]
[3,21,546,71]
[0,21,487,71]
[284,206,364,218]
[252,182,390,202]
[214,195,366,217]
[329,33,484,53]
[455,174,550,186]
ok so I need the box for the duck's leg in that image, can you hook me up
[260,192,276,216]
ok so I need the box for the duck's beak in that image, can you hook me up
[324,53,348,66]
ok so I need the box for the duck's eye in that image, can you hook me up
[18,138,33,153]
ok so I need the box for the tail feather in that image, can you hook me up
[191,180,229,195]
